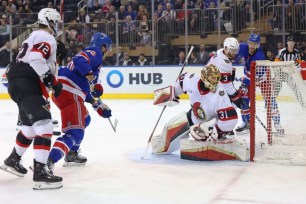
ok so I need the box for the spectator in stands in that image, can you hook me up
[163,3,176,21]
[173,0,183,10]
[78,8,90,23]
[134,53,150,66]
[122,15,136,47]
[189,51,199,65]
[0,1,8,13]
[112,0,121,10]
[106,5,116,20]
[118,5,126,20]
[173,50,185,65]
[7,0,16,11]
[22,4,34,24]
[0,41,13,67]
[0,18,9,40]
[266,49,275,61]
[119,52,133,66]
[16,0,23,11]
[138,15,151,45]
[286,0,295,31]
[102,0,112,14]
[136,4,149,20]
[197,44,210,65]
[91,0,101,14]
[155,4,164,18]
[98,0,106,5]
[124,5,136,20]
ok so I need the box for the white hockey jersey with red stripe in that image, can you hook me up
[174,72,238,132]
[208,49,237,95]
[16,30,57,76]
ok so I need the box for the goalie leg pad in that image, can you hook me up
[151,112,190,154]
[180,138,250,161]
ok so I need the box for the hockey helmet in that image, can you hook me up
[287,35,295,42]
[56,40,67,64]
[201,64,221,92]
[90,32,112,51]
[37,8,62,37]
[248,33,261,44]
[223,37,239,57]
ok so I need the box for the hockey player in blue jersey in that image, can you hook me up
[47,32,113,170]
[236,33,283,133]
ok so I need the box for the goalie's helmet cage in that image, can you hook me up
[201,64,221,91]
[249,60,306,165]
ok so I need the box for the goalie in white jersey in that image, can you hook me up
[208,37,250,134]
[0,8,63,190]
[151,64,238,154]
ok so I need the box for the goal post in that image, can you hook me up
[250,60,306,165]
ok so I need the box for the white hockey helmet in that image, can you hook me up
[223,37,239,57]
[37,8,62,37]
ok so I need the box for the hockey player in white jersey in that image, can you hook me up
[151,64,238,154]
[208,37,250,134]
[0,8,63,190]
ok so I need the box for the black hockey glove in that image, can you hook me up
[42,70,63,97]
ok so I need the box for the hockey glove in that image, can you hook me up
[91,83,104,98]
[42,70,63,97]
[92,100,112,118]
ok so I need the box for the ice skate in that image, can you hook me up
[63,150,87,167]
[33,159,63,190]
[235,122,250,134]
[0,148,27,177]
[47,157,55,174]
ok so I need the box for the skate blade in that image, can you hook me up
[0,164,26,177]
[33,181,63,190]
[63,162,86,167]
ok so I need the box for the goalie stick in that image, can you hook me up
[141,46,194,159]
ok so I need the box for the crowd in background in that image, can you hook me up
[0,0,305,67]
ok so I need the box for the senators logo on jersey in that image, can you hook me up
[192,102,206,120]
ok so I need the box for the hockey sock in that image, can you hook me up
[14,131,33,156]
[33,136,51,164]
[49,134,76,163]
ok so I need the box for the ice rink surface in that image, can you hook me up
[0,99,306,204]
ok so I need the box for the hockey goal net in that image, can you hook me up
[250,60,306,165]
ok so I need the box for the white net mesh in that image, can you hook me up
[252,61,306,165]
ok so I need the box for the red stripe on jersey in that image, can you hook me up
[31,42,51,59]
[80,52,90,63]
[220,73,232,84]
[33,145,51,151]
[16,139,31,148]
[217,107,238,121]
[197,80,210,95]
[53,141,69,154]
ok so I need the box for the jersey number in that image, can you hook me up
[16,43,29,62]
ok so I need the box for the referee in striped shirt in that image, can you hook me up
[275,35,302,69]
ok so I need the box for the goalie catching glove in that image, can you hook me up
[92,99,112,118]
[153,86,179,107]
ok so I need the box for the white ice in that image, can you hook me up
[0,99,306,204]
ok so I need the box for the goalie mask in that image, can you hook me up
[37,8,62,37]
[201,64,221,92]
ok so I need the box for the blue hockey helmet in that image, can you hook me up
[90,32,112,51]
[248,33,261,44]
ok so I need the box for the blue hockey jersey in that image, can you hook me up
[236,43,266,86]
[58,46,103,100]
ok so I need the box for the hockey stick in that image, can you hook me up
[97,98,118,133]
[255,115,267,131]
[141,46,194,159]
[108,118,118,133]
